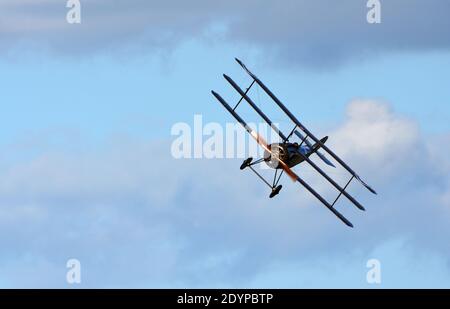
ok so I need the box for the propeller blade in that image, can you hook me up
[249,130,298,182]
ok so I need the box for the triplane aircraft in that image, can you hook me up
[212,58,377,227]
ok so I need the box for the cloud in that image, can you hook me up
[331,100,421,172]
[0,0,235,56]
[227,0,450,68]
[1,0,450,67]
[0,99,449,287]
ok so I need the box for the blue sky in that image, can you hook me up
[2,42,449,144]
[0,0,450,288]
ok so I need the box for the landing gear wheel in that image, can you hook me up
[269,185,282,198]
[240,157,253,170]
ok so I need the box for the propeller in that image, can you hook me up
[249,130,298,182]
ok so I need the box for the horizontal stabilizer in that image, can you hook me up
[316,151,336,168]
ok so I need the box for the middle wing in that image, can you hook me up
[211,90,354,227]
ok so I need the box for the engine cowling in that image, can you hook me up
[264,143,289,169]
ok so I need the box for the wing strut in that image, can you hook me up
[224,74,287,141]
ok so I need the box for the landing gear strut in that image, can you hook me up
[240,157,283,198]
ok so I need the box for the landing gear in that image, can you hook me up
[240,157,253,170]
[239,157,283,199]
[269,185,282,198]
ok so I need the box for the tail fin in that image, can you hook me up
[310,136,336,168]
[312,136,328,152]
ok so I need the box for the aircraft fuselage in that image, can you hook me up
[264,142,311,169]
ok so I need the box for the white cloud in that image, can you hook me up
[330,99,421,174]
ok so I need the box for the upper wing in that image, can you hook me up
[222,74,288,142]
[235,58,377,196]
